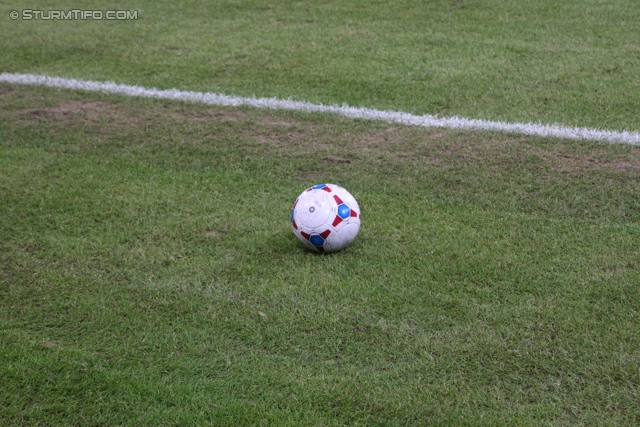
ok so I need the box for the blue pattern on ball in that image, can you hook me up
[337,204,351,219]
[291,209,295,222]
[311,184,327,189]
[309,234,325,247]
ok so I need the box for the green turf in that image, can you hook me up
[1,0,640,131]
[1,85,640,425]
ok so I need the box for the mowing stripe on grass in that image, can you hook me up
[2,72,639,145]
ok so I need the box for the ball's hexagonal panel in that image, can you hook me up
[337,203,351,219]
[309,234,325,247]
[295,192,332,229]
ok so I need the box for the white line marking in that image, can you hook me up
[1,72,639,145]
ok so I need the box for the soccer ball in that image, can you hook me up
[291,184,361,253]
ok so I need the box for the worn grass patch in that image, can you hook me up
[1,84,640,425]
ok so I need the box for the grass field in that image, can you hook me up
[2,0,640,425]
[2,0,640,131]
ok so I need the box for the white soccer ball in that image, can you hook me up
[291,184,361,253]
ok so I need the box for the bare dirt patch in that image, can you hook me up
[39,339,56,348]
[176,108,249,123]
[260,116,299,128]
[545,150,640,173]
[325,155,351,163]
[0,85,18,95]
[13,99,140,128]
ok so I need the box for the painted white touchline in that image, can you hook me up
[2,72,639,145]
